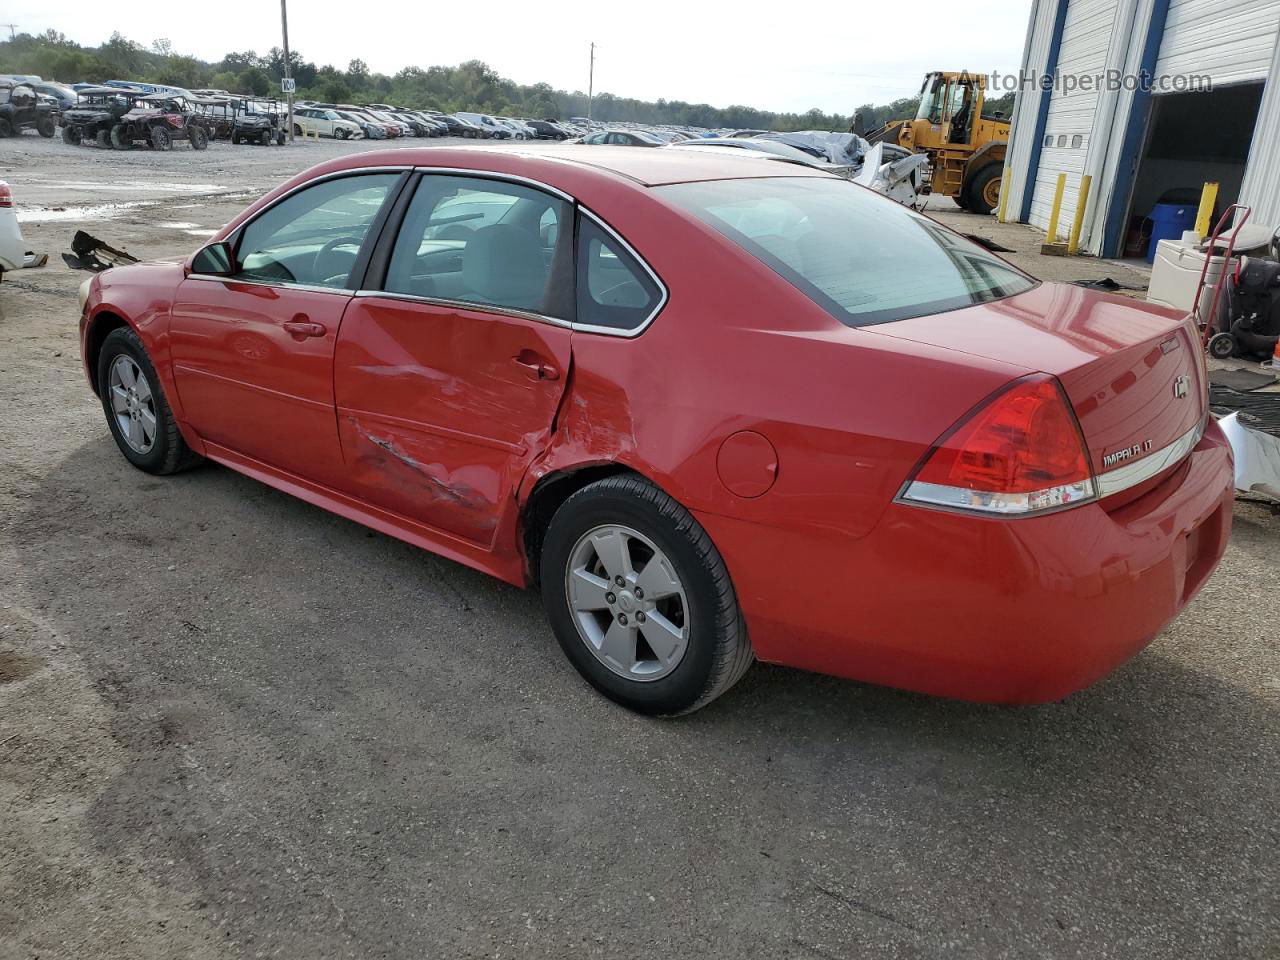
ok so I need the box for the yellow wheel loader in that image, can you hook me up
[864,72,1011,215]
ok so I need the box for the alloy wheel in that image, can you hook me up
[108,355,157,454]
[565,524,690,681]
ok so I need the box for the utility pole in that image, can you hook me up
[280,0,294,142]
[587,42,595,122]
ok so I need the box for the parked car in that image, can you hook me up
[110,94,209,150]
[292,106,362,140]
[0,80,59,137]
[455,112,508,138]
[0,181,26,280]
[431,112,482,137]
[525,119,569,140]
[33,81,77,109]
[231,97,285,145]
[577,129,664,147]
[363,109,410,137]
[75,148,1234,716]
[334,109,386,139]
[59,85,139,146]
[668,137,857,177]
[338,106,398,138]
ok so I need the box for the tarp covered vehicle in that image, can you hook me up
[110,94,210,151]
[59,86,140,147]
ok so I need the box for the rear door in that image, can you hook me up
[333,172,573,547]
[170,170,404,487]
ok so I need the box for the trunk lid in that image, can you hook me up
[869,282,1204,478]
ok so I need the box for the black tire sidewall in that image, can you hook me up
[151,126,171,150]
[540,486,728,714]
[968,167,1001,215]
[97,329,177,474]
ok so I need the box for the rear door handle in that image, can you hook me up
[513,351,560,381]
[283,317,327,339]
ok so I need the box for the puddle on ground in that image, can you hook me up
[155,221,200,229]
[18,180,226,194]
[17,199,162,223]
[185,229,218,237]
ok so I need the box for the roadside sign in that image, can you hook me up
[281,78,296,94]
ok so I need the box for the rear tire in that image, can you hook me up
[189,125,208,150]
[539,475,752,715]
[97,327,202,475]
[110,125,130,149]
[0,118,12,138]
[61,124,80,145]
[95,128,111,149]
[37,115,56,137]
[150,125,172,150]
[231,131,240,145]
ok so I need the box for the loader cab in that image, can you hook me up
[913,72,985,149]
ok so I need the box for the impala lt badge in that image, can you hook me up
[1173,374,1191,399]
[1103,439,1155,469]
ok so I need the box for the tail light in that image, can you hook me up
[899,375,1096,516]
[0,182,11,208]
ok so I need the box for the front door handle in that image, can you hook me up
[513,350,560,381]
[283,316,327,340]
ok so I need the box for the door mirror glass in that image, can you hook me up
[192,241,234,276]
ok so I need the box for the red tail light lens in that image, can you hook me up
[900,375,1096,516]
[0,182,12,209]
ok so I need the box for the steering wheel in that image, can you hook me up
[312,236,364,286]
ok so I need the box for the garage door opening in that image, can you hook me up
[1119,82,1264,258]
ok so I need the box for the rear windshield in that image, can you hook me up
[659,177,1036,327]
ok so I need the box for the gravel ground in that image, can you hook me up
[1,134,1277,960]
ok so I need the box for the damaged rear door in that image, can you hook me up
[332,172,574,548]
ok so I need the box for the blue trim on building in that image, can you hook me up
[1101,0,1173,257]
[1019,0,1072,223]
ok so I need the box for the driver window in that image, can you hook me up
[233,173,399,288]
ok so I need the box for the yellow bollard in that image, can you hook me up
[1045,173,1067,245]
[1067,174,1093,256]
[1194,181,1220,238]
[996,165,1012,223]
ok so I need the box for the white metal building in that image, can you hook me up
[1004,0,1280,257]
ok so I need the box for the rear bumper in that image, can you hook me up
[697,419,1235,704]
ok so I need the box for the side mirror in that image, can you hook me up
[192,241,234,276]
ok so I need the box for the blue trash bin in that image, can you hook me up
[1145,203,1198,262]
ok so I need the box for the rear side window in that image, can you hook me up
[660,177,1035,327]
[384,175,571,317]
[576,215,662,331]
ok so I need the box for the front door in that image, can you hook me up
[333,173,573,547]
[170,171,403,486]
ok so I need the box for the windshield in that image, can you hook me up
[917,76,946,122]
[660,177,1036,327]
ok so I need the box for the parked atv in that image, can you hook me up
[59,86,139,147]
[230,97,287,145]
[110,94,210,151]
[0,80,59,138]
[193,97,237,141]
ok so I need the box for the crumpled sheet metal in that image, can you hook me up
[1219,411,1280,499]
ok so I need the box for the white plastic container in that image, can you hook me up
[1147,238,1231,324]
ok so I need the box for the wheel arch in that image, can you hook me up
[521,461,665,584]
[84,309,131,396]
[962,141,1006,191]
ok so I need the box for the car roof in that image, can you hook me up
[310,143,829,188]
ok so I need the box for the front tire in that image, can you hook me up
[97,327,201,475]
[110,125,130,150]
[37,115,56,137]
[95,128,111,148]
[965,166,1002,216]
[539,475,752,715]
[61,124,80,145]
[335,127,348,141]
[150,125,172,150]
[189,125,209,150]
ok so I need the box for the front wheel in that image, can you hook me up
[61,124,80,145]
[189,125,209,150]
[150,125,172,150]
[539,475,752,715]
[965,166,1002,216]
[231,131,240,145]
[335,127,348,141]
[95,128,111,148]
[97,327,202,475]
[110,125,130,149]
[0,117,13,138]
[37,115,56,137]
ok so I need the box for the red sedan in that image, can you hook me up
[78,146,1233,714]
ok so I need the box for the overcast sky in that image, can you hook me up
[13,0,1033,113]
